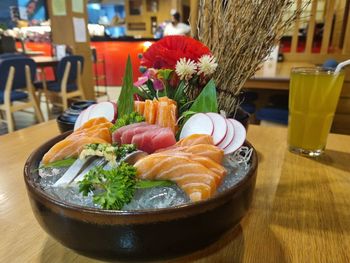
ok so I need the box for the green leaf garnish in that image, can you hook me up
[110,112,145,133]
[40,158,76,169]
[157,69,173,80]
[79,163,136,210]
[118,55,135,117]
[136,180,175,189]
[188,79,218,113]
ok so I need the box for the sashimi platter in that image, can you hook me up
[24,36,258,260]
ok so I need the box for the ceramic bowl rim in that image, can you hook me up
[24,131,258,217]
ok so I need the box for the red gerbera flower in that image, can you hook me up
[141,36,211,70]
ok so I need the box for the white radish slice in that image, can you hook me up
[206,112,228,145]
[224,119,246,155]
[80,105,95,127]
[217,119,235,149]
[110,101,118,122]
[88,101,116,123]
[179,113,214,139]
[74,110,85,130]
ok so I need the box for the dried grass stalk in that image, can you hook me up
[196,0,309,115]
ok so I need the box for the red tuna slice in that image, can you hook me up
[132,127,176,153]
[120,124,159,144]
[112,122,148,144]
[152,128,177,151]
[132,129,158,153]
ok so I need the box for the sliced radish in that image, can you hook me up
[74,110,85,130]
[224,119,246,155]
[179,113,214,139]
[110,101,118,122]
[80,105,94,126]
[88,101,117,123]
[206,112,228,145]
[217,119,235,149]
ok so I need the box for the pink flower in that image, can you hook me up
[133,68,164,91]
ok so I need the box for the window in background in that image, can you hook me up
[129,0,142,15]
[87,3,126,38]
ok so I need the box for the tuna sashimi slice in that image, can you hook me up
[131,127,176,153]
[152,128,177,150]
[112,122,148,144]
[120,125,159,144]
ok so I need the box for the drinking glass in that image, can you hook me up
[288,67,345,157]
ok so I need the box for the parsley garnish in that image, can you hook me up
[110,112,145,133]
[79,163,136,210]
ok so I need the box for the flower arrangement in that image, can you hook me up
[195,0,309,116]
[133,36,218,117]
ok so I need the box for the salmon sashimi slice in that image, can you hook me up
[181,144,224,164]
[76,117,110,131]
[160,144,224,164]
[175,134,214,147]
[134,154,219,201]
[156,102,177,134]
[147,151,226,183]
[138,97,178,133]
[42,117,112,164]
[42,136,108,164]
[143,99,158,124]
[158,96,176,105]
[134,101,145,115]
[70,123,113,143]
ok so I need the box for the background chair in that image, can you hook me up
[0,35,17,54]
[36,55,85,112]
[0,57,44,132]
[255,94,289,125]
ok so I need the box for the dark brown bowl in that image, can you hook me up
[24,132,258,261]
[56,116,74,133]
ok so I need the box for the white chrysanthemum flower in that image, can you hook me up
[175,58,197,81]
[197,55,218,76]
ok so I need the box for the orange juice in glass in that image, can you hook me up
[288,67,345,157]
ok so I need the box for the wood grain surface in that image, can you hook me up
[1,121,350,263]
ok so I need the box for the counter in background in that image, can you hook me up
[91,38,156,86]
[16,39,156,86]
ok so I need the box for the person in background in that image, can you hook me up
[163,11,191,36]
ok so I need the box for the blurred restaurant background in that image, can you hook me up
[0,0,349,135]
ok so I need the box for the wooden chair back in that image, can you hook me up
[284,0,350,64]
[282,0,350,134]
[0,58,43,132]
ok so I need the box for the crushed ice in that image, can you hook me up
[37,146,253,210]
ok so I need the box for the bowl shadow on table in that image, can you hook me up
[39,225,245,263]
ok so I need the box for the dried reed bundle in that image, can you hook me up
[196,0,309,115]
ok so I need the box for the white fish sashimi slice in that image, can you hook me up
[53,157,95,187]
[179,113,214,139]
[206,112,228,145]
[72,158,107,183]
[224,119,246,155]
[217,119,235,149]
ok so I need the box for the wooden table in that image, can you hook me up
[32,56,59,68]
[1,121,350,262]
[244,61,315,90]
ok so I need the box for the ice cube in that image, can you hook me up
[45,185,100,208]
[123,186,189,210]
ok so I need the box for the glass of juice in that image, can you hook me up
[288,67,345,157]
